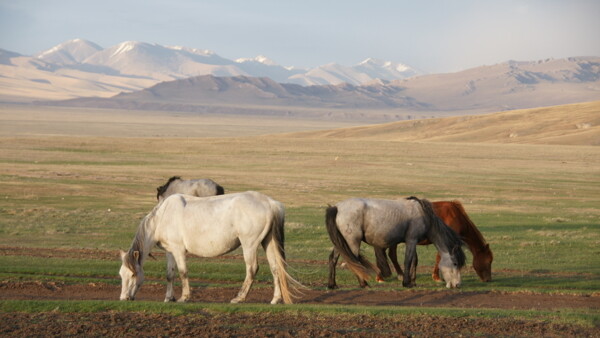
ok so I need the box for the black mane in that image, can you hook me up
[156,176,181,200]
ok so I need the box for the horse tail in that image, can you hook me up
[414,197,466,269]
[267,201,303,304]
[325,205,377,282]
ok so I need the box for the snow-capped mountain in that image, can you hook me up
[36,39,102,65]
[354,58,421,81]
[25,39,422,85]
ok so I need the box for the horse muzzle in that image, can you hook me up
[446,281,461,289]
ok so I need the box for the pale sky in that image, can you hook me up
[1,0,599,73]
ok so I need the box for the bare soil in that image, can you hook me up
[1,247,598,336]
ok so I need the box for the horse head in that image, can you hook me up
[119,250,144,301]
[473,244,493,282]
[439,246,464,288]
[156,176,182,201]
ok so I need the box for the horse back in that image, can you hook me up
[432,201,465,235]
[339,198,421,248]
[155,192,277,257]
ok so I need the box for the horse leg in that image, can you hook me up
[164,252,177,302]
[403,241,418,288]
[171,252,191,302]
[432,252,442,282]
[374,247,391,282]
[231,247,259,303]
[388,243,404,279]
[410,251,419,286]
[327,248,340,289]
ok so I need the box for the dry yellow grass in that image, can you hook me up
[285,101,600,146]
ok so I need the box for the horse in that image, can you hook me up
[119,191,302,304]
[326,196,466,289]
[156,176,224,201]
[374,200,493,283]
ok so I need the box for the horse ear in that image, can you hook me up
[119,250,127,260]
[133,251,140,263]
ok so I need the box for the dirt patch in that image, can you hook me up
[1,280,597,311]
[2,310,596,337]
[0,280,599,336]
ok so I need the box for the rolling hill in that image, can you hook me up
[280,101,600,146]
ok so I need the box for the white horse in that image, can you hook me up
[156,176,224,201]
[119,191,301,304]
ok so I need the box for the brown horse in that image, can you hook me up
[374,200,493,282]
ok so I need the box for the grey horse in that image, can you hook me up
[326,196,466,289]
[156,176,224,201]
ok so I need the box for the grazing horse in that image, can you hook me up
[119,191,302,304]
[326,196,466,289]
[374,200,493,283]
[156,176,224,201]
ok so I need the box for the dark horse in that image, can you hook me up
[374,200,493,283]
[156,176,224,201]
[326,196,466,289]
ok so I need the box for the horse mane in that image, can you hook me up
[124,203,161,274]
[449,200,488,249]
[156,176,181,200]
[409,196,466,268]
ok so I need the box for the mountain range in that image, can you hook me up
[42,56,600,121]
[1,38,599,121]
[0,38,420,102]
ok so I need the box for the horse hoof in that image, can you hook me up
[164,297,176,303]
[376,277,385,283]
[230,298,242,304]
[326,284,338,290]
[177,297,190,303]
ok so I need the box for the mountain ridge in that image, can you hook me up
[40,56,600,121]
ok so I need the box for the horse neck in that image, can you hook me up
[450,202,488,253]
[131,208,160,265]
[426,226,451,253]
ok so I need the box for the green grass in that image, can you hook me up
[0,132,599,328]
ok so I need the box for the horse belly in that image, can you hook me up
[365,229,406,248]
[185,232,241,258]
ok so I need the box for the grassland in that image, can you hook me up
[292,100,600,145]
[0,104,598,334]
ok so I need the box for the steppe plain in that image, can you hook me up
[0,102,599,336]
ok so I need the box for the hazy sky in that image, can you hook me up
[1,0,599,73]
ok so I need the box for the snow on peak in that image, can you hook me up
[168,45,215,56]
[236,55,278,66]
[354,57,419,79]
[111,41,142,57]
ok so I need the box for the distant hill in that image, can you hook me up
[280,101,600,146]
[42,57,600,121]
[391,57,600,112]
